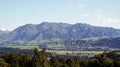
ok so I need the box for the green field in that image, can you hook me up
[4,45,38,49]
[1,45,104,56]
[46,50,104,55]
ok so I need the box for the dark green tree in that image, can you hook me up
[1,53,20,67]
[66,57,80,67]
[50,57,61,67]
[80,60,88,67]
[88,52,113,67]
[113,58,120,67]
[19,54,31,67]
[1,53,31,67]
[0,58,8,67]
[31,48,50,67]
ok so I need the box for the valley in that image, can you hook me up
[0,22,120,67]
[0,22,120,51]
[1,0,120,66]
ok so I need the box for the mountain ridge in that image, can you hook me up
[0,22,120,45]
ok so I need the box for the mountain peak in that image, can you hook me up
[0,28,10,31]
[1,22,120,41]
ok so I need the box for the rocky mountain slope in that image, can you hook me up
[1,22,120,43]
[0,29,10,35]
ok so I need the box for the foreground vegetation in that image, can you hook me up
[0,48,120,67]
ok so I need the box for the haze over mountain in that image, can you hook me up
[0,30,4,34]
[0,29,10,35]
[0,22,120,42]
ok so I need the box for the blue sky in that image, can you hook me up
[0,0,120,31]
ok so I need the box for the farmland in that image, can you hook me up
[46,50,104,55]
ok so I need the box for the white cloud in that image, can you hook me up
[96,15,102,19]
[78,3,85,8]
[67,3,85,9]
[81,14,89,17]
[0,28,12,31]
[104,18,119,24]
[66,5,74,8]
[96,10,102,14]
[95,10,103,19]
[0,28,7,31]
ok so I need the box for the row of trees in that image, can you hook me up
[0,48,120,67]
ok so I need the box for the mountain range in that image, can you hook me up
[0,22,120,49]
[0,29,10,35]
[0,30,4,34]
[1,22,120,41]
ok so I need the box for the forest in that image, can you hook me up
[0,48,120,67]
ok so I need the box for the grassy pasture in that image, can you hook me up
[4,45,38,49]
[46,50,104,55]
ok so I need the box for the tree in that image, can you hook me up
[31,48,50,67]
[113,58,120,67]
[1,53,32,67]
[19,54,31,67]
[66,57,80,67]
[1,53,20,67]
[88,52,113,67]
[80,60,88,67]
[50,57,61,67]
[0,58,8,67]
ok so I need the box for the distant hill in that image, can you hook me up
[0,30,4,34]
[61,37,120,50]
[108,50,120,59]
[1,22,120,42]
[0,29,10,35]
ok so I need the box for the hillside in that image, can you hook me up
[0,29,10,35]
[1,22,120,42]
[60,37,120,50]
[0,22,120,50]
